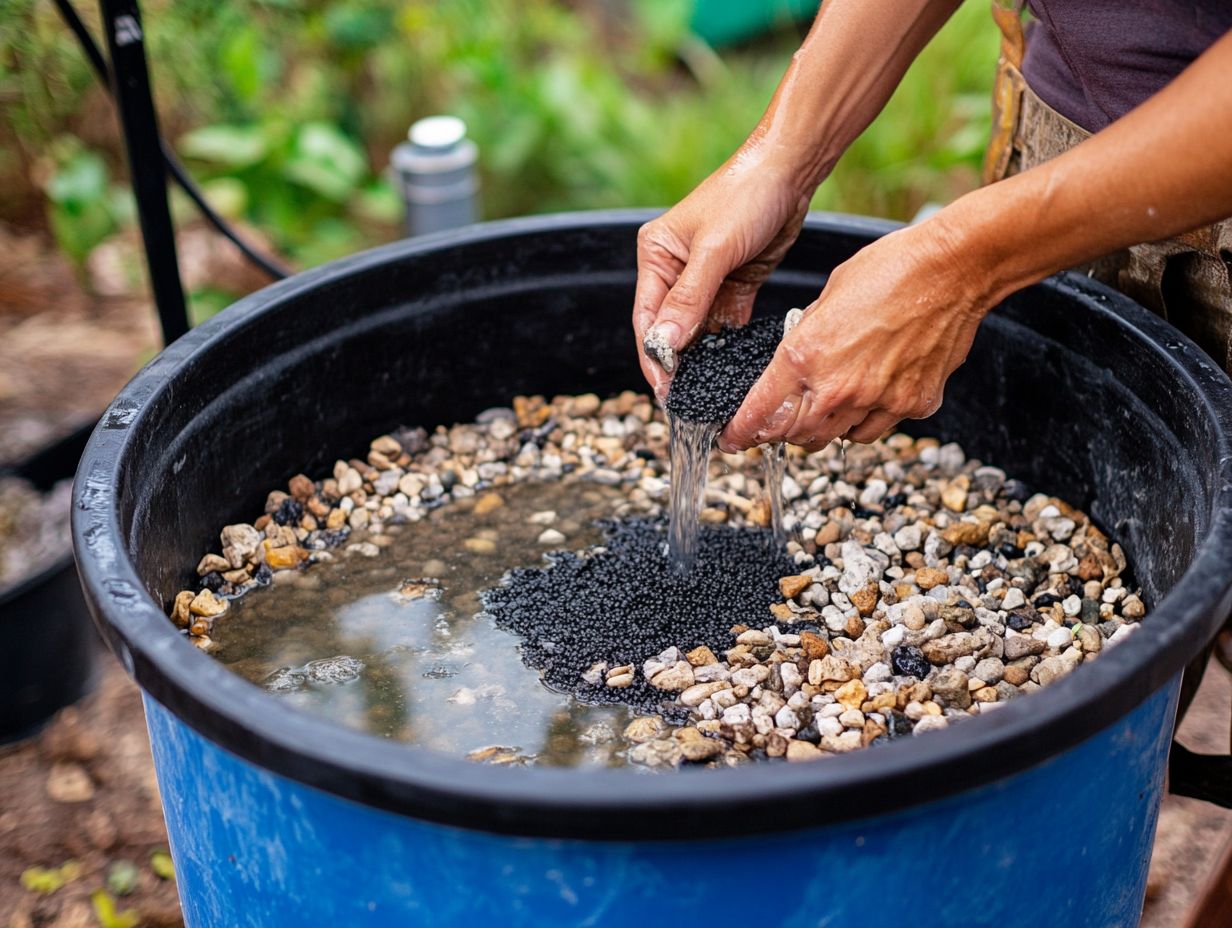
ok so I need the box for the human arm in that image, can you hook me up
[633,0,964,397]
[718,28,1232,451]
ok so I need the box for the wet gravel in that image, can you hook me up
[482,517,795,720]
[666,317,782,423]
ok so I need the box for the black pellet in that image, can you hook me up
[481,517,796,718]
[666,317,782,424]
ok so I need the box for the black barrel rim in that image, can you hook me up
[72,210,1232,841]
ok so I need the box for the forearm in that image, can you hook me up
[747,0,964,190]
[939,29,1232,305]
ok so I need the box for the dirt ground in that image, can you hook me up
[1,225,1230,926]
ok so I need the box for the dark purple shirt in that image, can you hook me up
[1022,1,1232,132]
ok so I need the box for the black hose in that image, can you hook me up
[51,0,291,281]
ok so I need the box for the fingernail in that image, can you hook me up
[643,323,680,373]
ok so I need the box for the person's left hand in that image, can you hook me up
[717,219,994,452]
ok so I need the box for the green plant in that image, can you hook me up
[91,889,140,928]
[20,860,82,894]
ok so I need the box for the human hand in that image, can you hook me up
[633,144,813,399]
[717,219,994,452]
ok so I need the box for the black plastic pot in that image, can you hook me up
[72,212,1232,926]
[1,424,99,742]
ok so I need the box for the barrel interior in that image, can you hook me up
[116,221,1212,622]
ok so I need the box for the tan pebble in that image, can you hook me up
[680,682,729,707]
[222,567,251,585]
[606,672,634,689]
[370,435,402,456]
[568,393,601,417]
[699,507,728,524]
[973,686,999,703]
[942,474,970,512]
[170,590,195,627]
[196,553,231,576]
[923,701,943,716]
[736,629,772,646]
[769,602,794,621]
[189,589,228,618]
[786,740,824,762]
[748,499,772,527]
[326,508,347,530]
[915,567,948,591]
[686,645,718,666]
[766,732,789,758]
[845,614,866,638]
[808,659,824,687]
[623,716,665,742]
[464,537,497,555]
[674,727,723,762]
[473,492,505,516]
[779,574,812,599]
[835,679,868,710]
[189,619,210,636]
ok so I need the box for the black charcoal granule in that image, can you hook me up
[666,317,782,424]
[480,517,795,719]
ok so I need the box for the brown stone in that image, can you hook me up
[264,542,308,571]
[779,574,812,599]
[942,520,990,547]
[370,435,402,457]
[769,602,794,621]
[800,630,829,661]
[1003,665,1030,686]
[849,582,879,617]
[845,614,866,638]
[288,474,316,500]
[815,521,842,545]
[326,508,347,530]
[1077,553,1104,582]
[915,567,948,590]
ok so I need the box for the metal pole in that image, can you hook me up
[99,0,188,344]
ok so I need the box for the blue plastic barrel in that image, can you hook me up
[74,212,1232,927]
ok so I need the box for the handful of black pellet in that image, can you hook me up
[480,517,795,719]
[665,316,783,424]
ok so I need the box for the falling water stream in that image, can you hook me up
[666,414,787,572]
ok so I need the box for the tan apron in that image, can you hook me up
[983,0,1232,375]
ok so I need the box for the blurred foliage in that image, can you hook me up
[0,0,996,273]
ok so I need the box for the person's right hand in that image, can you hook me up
[633,142,813,399]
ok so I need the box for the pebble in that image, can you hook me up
[665,317,783,423]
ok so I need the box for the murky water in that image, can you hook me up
[214,481,642,767]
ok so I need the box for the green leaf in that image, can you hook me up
[150,850,176,881]
[91,889,140,928]
[283,122,368,201]
[179,124,269,169]
[45,150,108,208]
[106,860,139,897]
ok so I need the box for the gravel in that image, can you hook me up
[168,390,1148,769]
